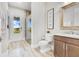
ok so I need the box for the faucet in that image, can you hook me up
[71,31,74,34]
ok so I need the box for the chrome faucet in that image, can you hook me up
[71,31,74,34]
[71,31,79,35]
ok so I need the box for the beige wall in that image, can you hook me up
[0,2,8,54]
[31,2,46,48]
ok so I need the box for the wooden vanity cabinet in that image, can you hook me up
[54,35,79,57]
[54,40,66,57]
[66,44,79,57]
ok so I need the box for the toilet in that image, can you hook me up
[39,33,52,53]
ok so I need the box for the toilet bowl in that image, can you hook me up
[39,40,51,53]
[39,34,52,53]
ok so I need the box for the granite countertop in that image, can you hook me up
[54,33,79,39]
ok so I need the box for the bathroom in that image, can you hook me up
[0,2,79,57]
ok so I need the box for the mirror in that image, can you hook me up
[74,4,79,26]
[63,6,74,27]
[61,2,79,30]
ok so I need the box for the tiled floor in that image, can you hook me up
[0,40,54,57]
[32,48,54,57]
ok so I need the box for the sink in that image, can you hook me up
[62,31,79,35]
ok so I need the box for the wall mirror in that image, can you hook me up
[47,8,54,29]
[61,2,79,30]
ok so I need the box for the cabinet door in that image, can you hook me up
[54,40,66,57]
[66,44,79,57]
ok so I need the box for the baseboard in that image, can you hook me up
[9,39,25,42]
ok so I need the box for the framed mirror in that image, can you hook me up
[13,17,21,33]
[61,2,79,30]
[47,8,54,29]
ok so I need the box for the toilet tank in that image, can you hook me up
[45,33,52,41]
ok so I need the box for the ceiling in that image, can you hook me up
[8,2,31,11]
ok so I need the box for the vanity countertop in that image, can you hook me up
[54,33,79,39]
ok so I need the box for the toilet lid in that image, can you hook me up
[39,40,48,45]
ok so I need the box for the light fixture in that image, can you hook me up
[64,2,72,5]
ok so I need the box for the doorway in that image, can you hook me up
[8,6,26,42]
[25,12,31,45]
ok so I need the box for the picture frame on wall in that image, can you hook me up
[47,8,54,29]
[13,17,21,33]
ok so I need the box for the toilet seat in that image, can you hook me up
[39,40,51,53]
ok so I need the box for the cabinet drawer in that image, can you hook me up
[54,35,66,41]
[65,38,79,46]
[54,35,79,46]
